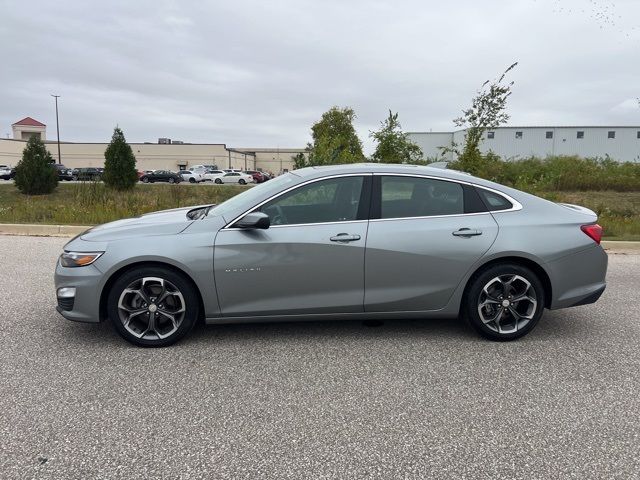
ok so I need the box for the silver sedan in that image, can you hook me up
[54,164,607,347]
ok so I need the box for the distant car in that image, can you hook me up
[72,167,102,181]
[223,169,243,173]
[179,170,205,184]
[0,165,13,180]
[214,172,254,184]
[199,169,226,182]
[54,164,74,181]
[140,170,182,184]
[191,164,219,172]
[243,170,265,183]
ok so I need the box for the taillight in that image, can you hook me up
[581,224,603,244]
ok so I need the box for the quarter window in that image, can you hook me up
[259,176,364,226]
[380,176,464,218]
[476,188,513,211]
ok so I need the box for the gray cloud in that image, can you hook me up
[1,0,638,153]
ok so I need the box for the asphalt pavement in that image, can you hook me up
[0,235,638,479]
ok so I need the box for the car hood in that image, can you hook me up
[80,205,211,242]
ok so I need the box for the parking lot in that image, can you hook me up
[1,235,639,479]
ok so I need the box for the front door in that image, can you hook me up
[214,175,371,317]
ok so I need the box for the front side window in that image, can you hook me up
[380,176,464,218]
[259,176,364,226]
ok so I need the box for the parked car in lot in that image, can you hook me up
[0,165,14,180]
[243,170,266,183]
[179,170,205,183]
[139,170,182,183]
[214,171,254,184]
[198,169,226,182]
[72,167,102,181]
[54,164,74,181]
[54,163,608,347]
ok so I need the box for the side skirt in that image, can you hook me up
[205,309,457,325]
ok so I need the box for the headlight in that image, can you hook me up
[60,251,104,267]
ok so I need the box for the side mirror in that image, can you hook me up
[235,212,270,229]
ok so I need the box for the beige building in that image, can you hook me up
[1,117,305,173]
[12,117,46,141]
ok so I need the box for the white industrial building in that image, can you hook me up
[408,126,640,163]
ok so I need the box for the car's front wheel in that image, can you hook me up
[189,177,196,183]
[239,179,246,185]
[463,263,545,341]
[169,177,175,184]
[107,267,199,347]
[215,178,222,184]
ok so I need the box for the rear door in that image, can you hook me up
[364,174,498,312]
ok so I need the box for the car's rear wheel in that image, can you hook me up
[189,177,196,183]
[142,177,149,183]
[463,263,545,341]
[169,177,175,184]
[215,178,222,184]
[107,267,199,347]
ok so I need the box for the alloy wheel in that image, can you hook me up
[117,277,186,340]
[477,274,537,334]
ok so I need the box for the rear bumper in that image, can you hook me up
[546,245,608,310]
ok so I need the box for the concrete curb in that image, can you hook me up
[0,224,638,251]
[0,223,90,237]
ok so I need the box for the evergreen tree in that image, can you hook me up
[14,136,58,195]
[103,126,138,190]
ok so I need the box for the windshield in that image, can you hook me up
[207,173,299,217]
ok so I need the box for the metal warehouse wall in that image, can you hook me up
[410,127,640,162]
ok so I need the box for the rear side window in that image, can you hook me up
[476,188,513,211]
[380,176,464,218]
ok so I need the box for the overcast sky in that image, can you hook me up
[1,0,638,153]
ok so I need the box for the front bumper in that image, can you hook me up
[54,260,104,323]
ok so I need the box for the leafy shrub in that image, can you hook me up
[13,136,58,195]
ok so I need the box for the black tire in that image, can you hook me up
[142,177,149,183]
[189,177,196,183]
[463,263,545,341]
[169,177,175,184]
[107,266,199,347]
[239,179,246,185]
[214,178,222,184]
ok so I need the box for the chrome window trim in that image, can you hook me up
[373,172,523,215]
[369,212,492,223]
[222,173,371,229]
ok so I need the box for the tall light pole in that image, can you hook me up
[51,94,61,164]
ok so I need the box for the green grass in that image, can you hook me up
[0,183,638,240]
[0,182,246,226]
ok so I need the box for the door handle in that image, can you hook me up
[452,228,482,237]
[330,233,361,243]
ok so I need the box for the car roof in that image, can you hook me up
[292,163,473,182]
